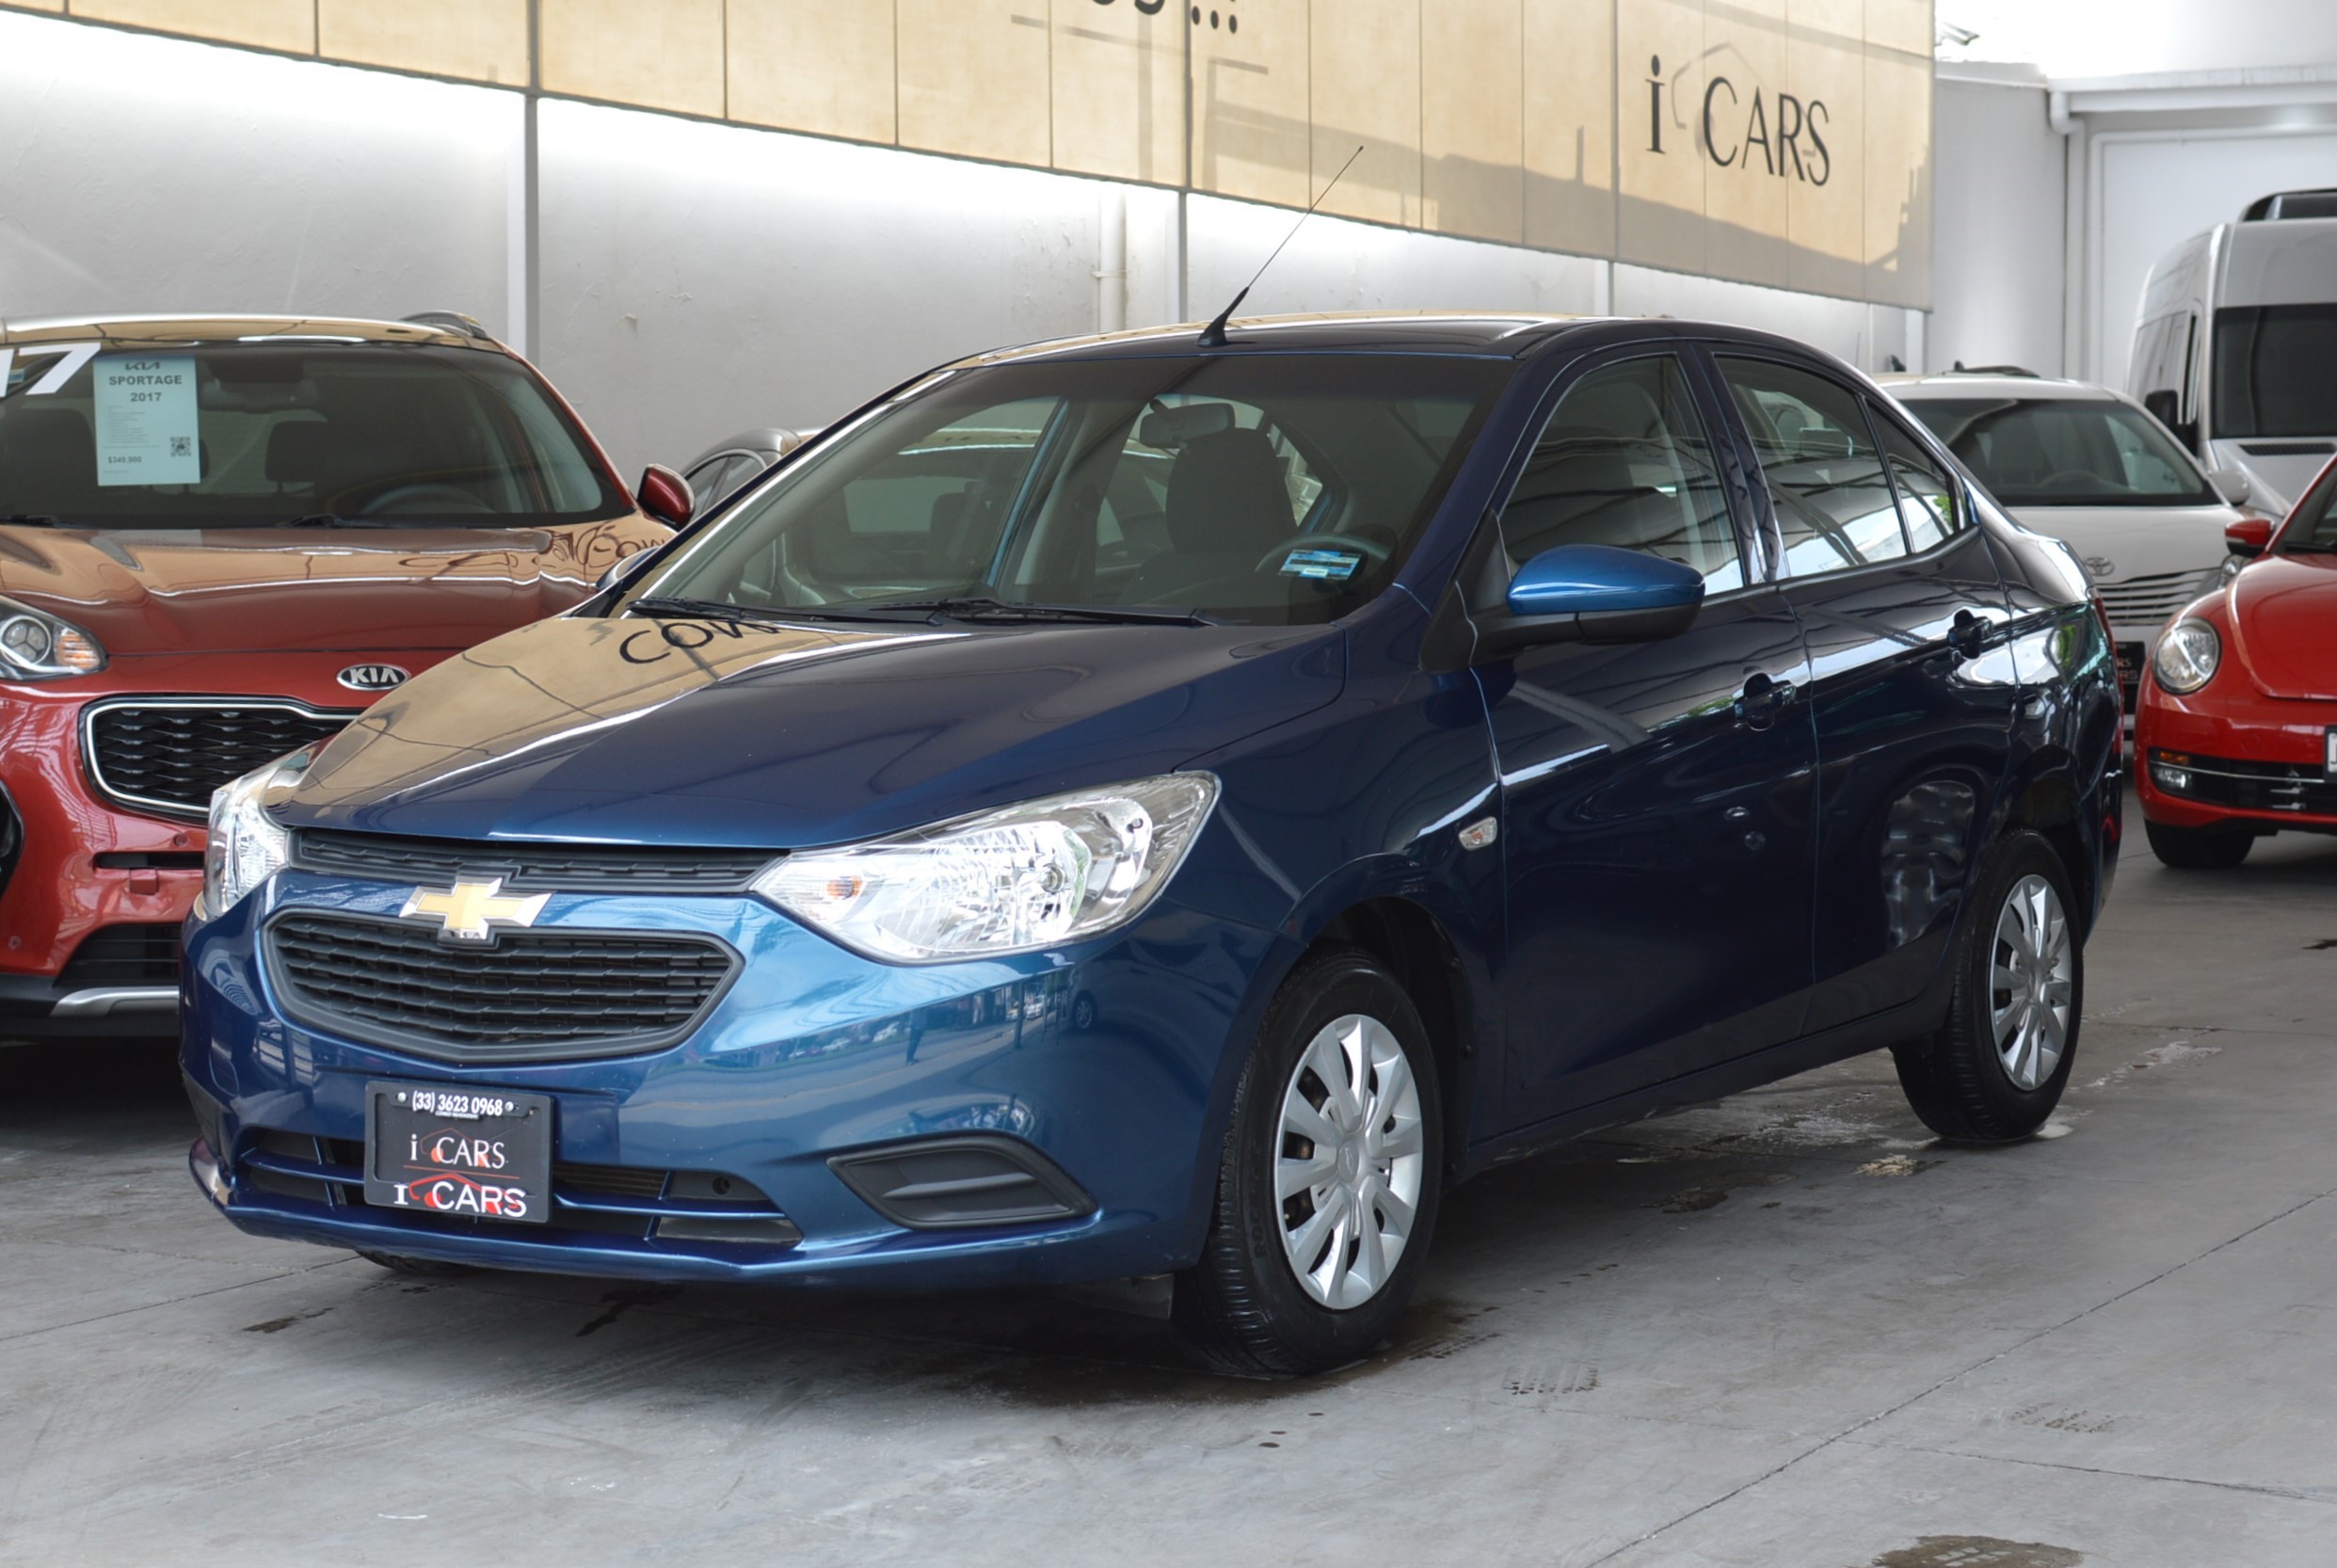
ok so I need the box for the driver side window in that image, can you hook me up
[1498,355,1743,593]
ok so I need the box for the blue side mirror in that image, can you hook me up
[1478,544,1705,658]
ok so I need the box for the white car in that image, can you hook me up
[1883,371,2264,705]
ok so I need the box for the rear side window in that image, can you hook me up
[1869,408,1963,549]
[1718,357,1907,577]
[1497,355,1742,593]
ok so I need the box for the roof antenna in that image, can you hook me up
[1197,143,1365,349]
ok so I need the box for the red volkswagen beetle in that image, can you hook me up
[0,312,685,1036]
[2135,454,2337,867]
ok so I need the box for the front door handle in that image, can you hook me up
[1736,671,1798,729]
[1947,609,1989,660]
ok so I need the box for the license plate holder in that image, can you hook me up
[364,1080,553,1225]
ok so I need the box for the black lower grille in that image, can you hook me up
[265,912,737,1062]
[2152,749,2337,814]
[58,923,181,987]
[290,828,777,893]
[86,700,353,817]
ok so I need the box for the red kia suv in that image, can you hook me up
[0,312,682,1035]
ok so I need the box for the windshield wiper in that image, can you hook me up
[0,513,65,528]
[887,596,1212,626]
[626,595,931,624]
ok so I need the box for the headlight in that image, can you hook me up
[198,749,313,920]
[2154,618,2221,695]
[754,774,1219,962]
[0,596,104,680]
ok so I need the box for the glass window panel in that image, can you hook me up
[1719,356,1908,577]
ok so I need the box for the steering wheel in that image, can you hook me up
[360,483,496,517]
[1253,530,1395,577]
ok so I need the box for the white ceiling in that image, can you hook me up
[1938,0,2337,79]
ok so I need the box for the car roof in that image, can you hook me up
[1881,372,2127,403]
[939,312,1657,368]
[0,313,493,351]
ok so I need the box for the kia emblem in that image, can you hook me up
[337,663,410,692]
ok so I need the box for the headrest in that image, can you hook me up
[264,420,335,485]
[1525,427,1637,500]
[0,407,99,504]
[1163,427,1293,556]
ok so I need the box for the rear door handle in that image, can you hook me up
[1736,671,1798,729]
[1947,609,1989,660]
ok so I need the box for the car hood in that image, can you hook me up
[279,611,1346,847]
[2004,503,2238,583]
[0,520,663,654]
[2226,552,2337,700]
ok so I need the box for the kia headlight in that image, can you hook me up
[2153,618,2220,695]
[199,749,314,920]
[0,596,104,680]
[754,775,1219,962]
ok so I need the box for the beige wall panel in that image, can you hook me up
[1193,2,1311,208]
[896,0,1051,169]
[320,0,528,85]
[73,0,312,53]
[1308,0,1419,227]
[1785,1,1865,298]
[1049,0,1184,184]
[1698,0,1789,288]
[728,0,896,145]
[1523,0,1614,257]
[1616,0,1706,276]
[1421,0,1521,244]
[1864,45,1931,305]
[1789,0,1865,37]
[1864,0,1934,57]
[541,0,724,118]
[5,1,67,13]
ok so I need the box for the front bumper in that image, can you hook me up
[180,866,1274,1289]
[0,653,432,1038]
[2135,676,2337,831]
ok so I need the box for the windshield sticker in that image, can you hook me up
[93,354,200,487]
[4,342,102,397]
[1279,548,1364,582]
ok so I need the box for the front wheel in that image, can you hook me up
[1172,946,1444,1377]
[1893,829,2081,1142]
[2145,819,2255,870]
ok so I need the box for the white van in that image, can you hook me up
[2128,188,2337,514]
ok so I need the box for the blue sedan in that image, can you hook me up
[182,314,2121,1376]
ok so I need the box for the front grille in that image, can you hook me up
[2094,568,2221,631]
[240,1130,793,1244]
[291,829,777,893]
[85,699,354,818]
[265,912,737,1062]
[58,923,181,987]
[2150,748,2337,814]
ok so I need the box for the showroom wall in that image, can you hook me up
[0,7,1929,475]
[1927,72,2066,377]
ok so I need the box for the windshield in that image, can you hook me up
[0,341,627,529]
[634,354,1504,628]
[2212,305,2337,439]
[2277,464,2337,552]
[1899,395,2216,507]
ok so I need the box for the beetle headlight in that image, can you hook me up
[2153,618,2221,695]
[0,595,104,680]
[198,749,314,920]
[753,775,1219,962]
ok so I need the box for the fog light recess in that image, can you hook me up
[829,1135,1096,1230]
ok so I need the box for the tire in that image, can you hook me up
[1892,829,2081,1143]
[357,1249,478,1278]
[1172,945,1444,1378]
[2145,819,2255,870]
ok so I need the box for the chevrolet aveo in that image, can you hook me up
[183,315,2122,1375]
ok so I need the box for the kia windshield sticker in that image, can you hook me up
[93,353,200,487]
[1279,547,1365,581]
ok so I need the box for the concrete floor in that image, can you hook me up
[6,806,2336,1566]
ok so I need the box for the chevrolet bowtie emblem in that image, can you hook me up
[400,878,551,944]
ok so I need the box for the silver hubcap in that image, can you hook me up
[1991,873,2073,1091]
[1274,1013,1425,1310]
